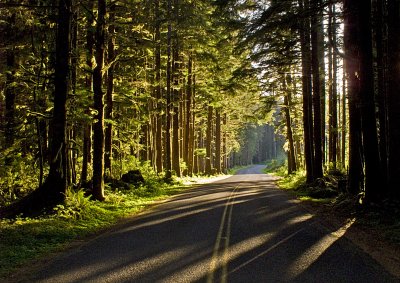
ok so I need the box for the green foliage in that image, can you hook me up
[278,169,307,190]
[53,189,92,220]
[0,154,42,207]
[278,169,345,202]
[263,159,287,176]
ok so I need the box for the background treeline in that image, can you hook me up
[217,0,400,204]
[0,0,283,212]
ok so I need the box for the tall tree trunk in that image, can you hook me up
[328,4,338,168]
[298,0,314,183]
[318,4,326,164]
[387,0,400,199]
[205,105,213,175]
[80,0,95,186]
[154,0,163,174]
[171,0,181,177]
[215,109,222,174]
[311,0,323,178]
[358,0,383,202]
[283,74,296,174]
[222,113,227,173]
[172,50,181,176]
[344,0,363,195]
[43,0,72,201]
[185,53,194,176]
[341,61,347,167]
[164,0,173,181]
[92,0,106,201]
[105,2,116,178]
[375,0,388,185]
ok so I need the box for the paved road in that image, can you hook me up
[15,165,397,282]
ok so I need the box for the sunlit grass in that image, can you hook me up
[298,196,333,204]
[263,159,287,177]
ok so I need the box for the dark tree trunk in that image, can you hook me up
[185,53,194,176]
[283,74,296,174]
[105,2,116,178]
[341,61,347,167]
[154,0,163,174]
[215,109,222,174]
[311,0,323,178]
[298,0,314,183]
[164,0,172,181]
[375,0,388,185]
[344,0,364,195]
[387,0,400,198]
[328,4,338,168]
[45,0,72,198]
[172,48,181,177]
[205,105,213,175]
[171,0,181,177]
[80,0,94,186]
[222,113,227,173]
[358,0,383,202]
[92,0,106,201]
[317,4,326,164]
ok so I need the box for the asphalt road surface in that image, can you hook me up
[15,165,397,282]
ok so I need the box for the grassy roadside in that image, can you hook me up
[0,175,218,280]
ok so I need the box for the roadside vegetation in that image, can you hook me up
[0,167,206,280]
[266,160,400,246]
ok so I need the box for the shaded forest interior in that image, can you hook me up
[1,0,400,216]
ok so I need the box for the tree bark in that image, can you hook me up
[387,0,400,198]
[344,0,364,195]
[164,0,173,181]
[358,0,383,202]
[375,0,388,185]
[215,109,222,174]
[92,0,106,200]
[105,2,116,178]
[205,105,213,175]
[41,0,72,202]
[311,0,323,178]
[185,53,194,176]
[154,0,163,174]
[172,46,181,177]
[283,74,296,174]
[80,0,94,186]
[328,4,338,168]
[298,0,314,183]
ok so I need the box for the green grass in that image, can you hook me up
[263,159,287,176]
[280,172,341,202]
[0,180,189,279]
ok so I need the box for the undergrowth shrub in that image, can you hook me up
[0,154,42,207]
[53,189,92,219]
